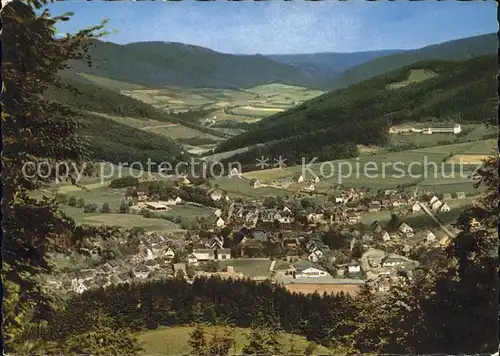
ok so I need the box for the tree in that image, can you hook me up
[242,315,282,355]
[263,196,276,208]
[2,0,107,351]
[63,310,143,355]
[119,200,129,213]
[76,197,85,208]
[68,196,77,206]
[188,324,207,356]
[207,327,235,356]
[101,202,111,213]
[84,203,98,213]
[347,157,499,354]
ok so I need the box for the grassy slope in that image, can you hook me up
[216,55,498,157]
[137,326,332,355]
[67,39,322,89]
[332,33,497,89]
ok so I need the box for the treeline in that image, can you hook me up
[216,55,498,159]
[43,277,355,346]
[220,119,388,168]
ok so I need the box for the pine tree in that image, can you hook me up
[207,327,235,356]
[1,0,107,351]
[188,324,208,356]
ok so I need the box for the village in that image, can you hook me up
[45,169,477,298]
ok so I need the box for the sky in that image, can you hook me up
[47,0,497,55]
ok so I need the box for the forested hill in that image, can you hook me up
[267,49,403,81]
[331,33,497,89]
[45,75,189,166]
[215,55,498,165]
[66,40,322,89]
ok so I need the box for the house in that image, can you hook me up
[411,202,421,213]
[135,190,148,202]
[165,247,176,259]
[216,217,225,228]
[307,213,324,224]
[180,176,191,186]
[214,208,222,217]
[456,192,466,200]
[425,231,436,242]
[368,201,381,212]
[282,206,292,215]
[145,202,169,211]
[211,191,222,202]
[190,249,215,263]
[439,202,451,212]
[397,222,414,237]
[429,195,440,205]
[304,184,315,191]
[372,221,383,234]
[78,269,96,281]
[308,250,323,262]
[229,167,240,177]
[134,264,150,279]
[313,176,320,184]
[215,248,231,260]
[292,260,330,278]
[442,193,453,201]
[431,200,443,211]
[421,123,461,134]
[346,211,360,224]
[380,231,391,242]
[209,236,224,249]
[173,263,187,277]
[381,256,406,268]
[253,180,262,189]
[347,261,361,274]
[297,175,304,183]
[335,197,345,203]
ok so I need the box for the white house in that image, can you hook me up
[304,184,315,191]
[380,231,391,242]
[297,175,304,183]
[308,250,323,262]
[335,197,345,203]
[165,247,175,259]
[429,195,440,205]
[439,202,451,212]
[411,202,421,213]
[253,180,262,189]
[425,231,436,242]
[313,176,320,184]
[293,260,330,278]
[214,208,222,217]
[398,222,414,236]
[216,217,225,228]
[431,200,443,211]
[347,262,361,274]
[229,167,240,177]
[216,248,231,260]
[382,257,405,268]
[282,206,292,215]
[211,191,222,202]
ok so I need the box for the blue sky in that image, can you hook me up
[48,1,497,54]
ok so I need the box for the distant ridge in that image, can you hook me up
[331,33,498,89]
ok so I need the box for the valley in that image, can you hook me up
[6,2,498,353]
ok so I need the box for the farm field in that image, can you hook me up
[137,326,331,356]
[64,209,181,234]
[387,69,437,89]
[388,124,495,149]
[218,258,273,278]
[88,111,223,141]
[76,73,147,91]
[240,140,494,194]
[213,177,293,198]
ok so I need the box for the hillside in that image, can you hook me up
[332,33,497,89]
[215,55,498,167]
[45,75,189,166]
[268,49,403,81]
[66,40,322,89]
